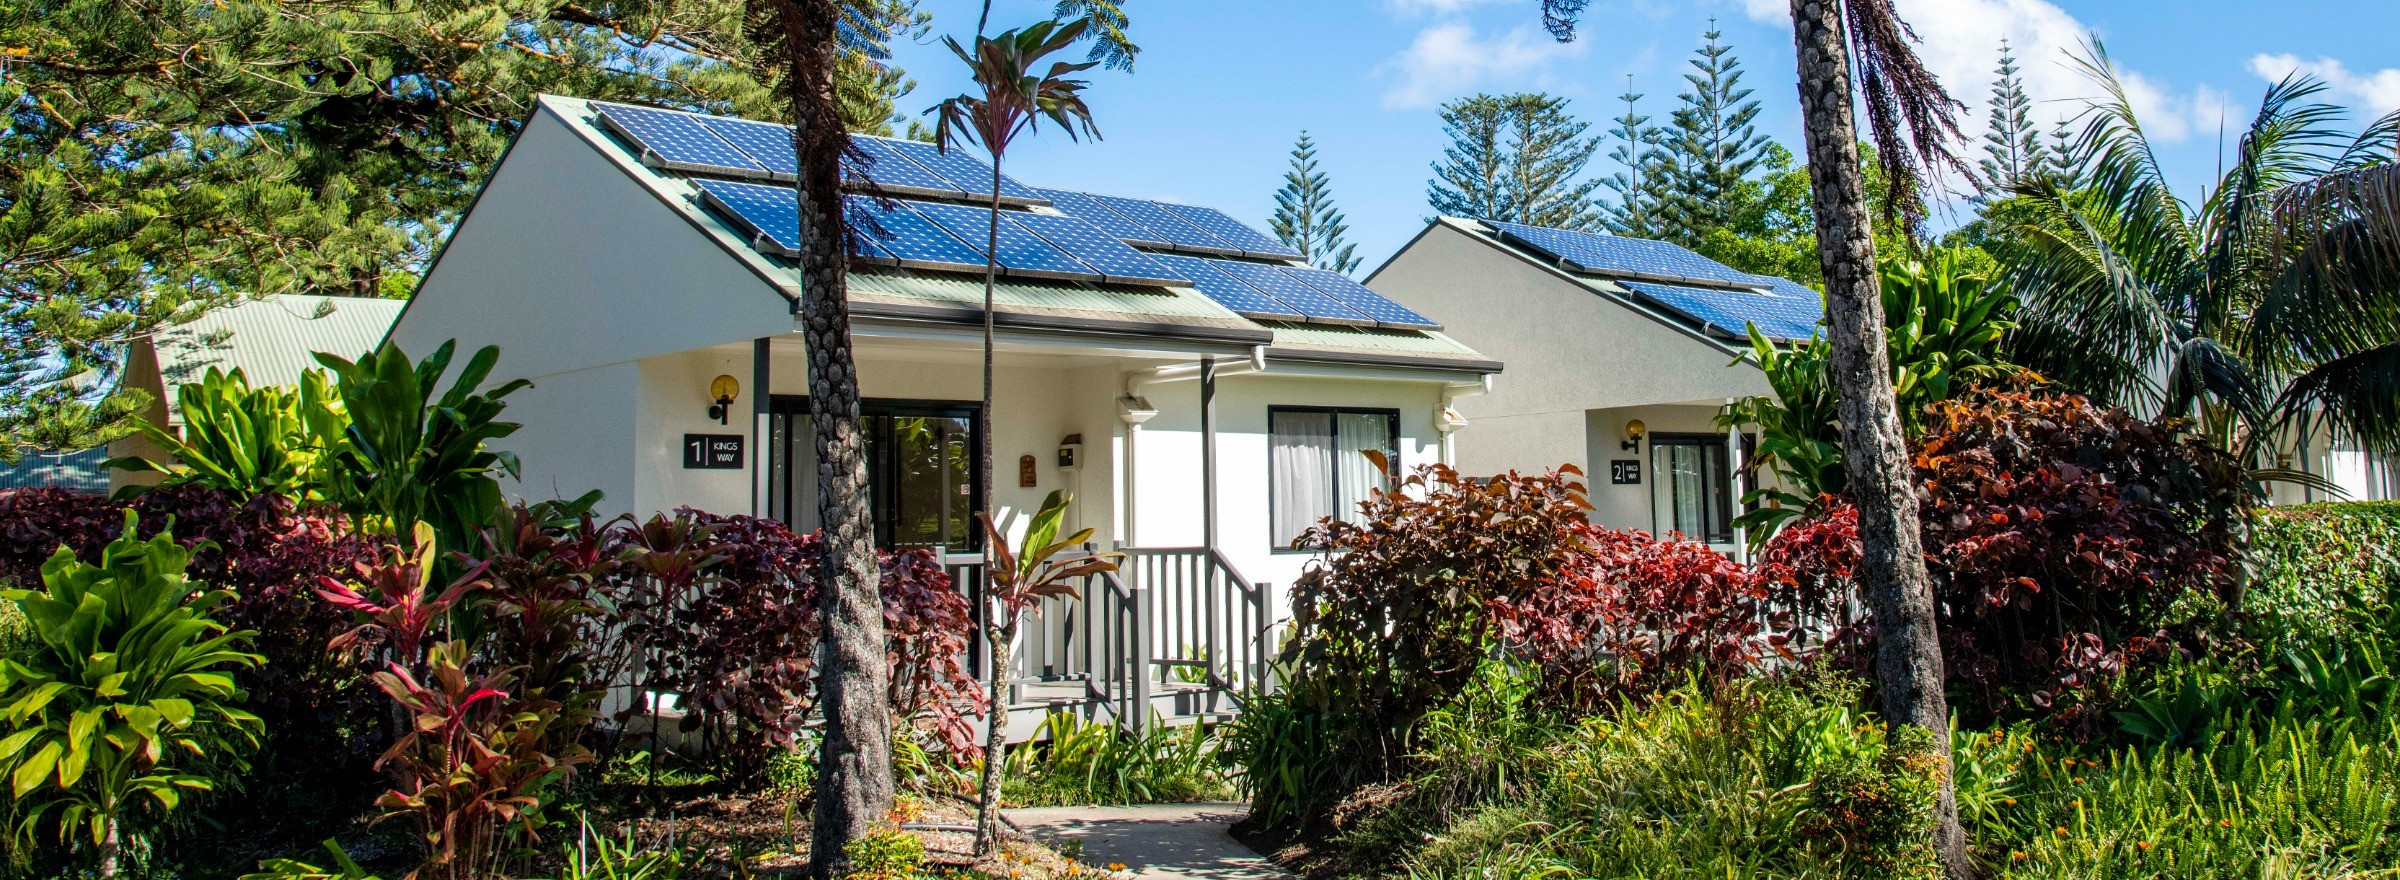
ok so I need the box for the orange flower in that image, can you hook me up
[2054,827,2070,837]
[2137,841,2154,851]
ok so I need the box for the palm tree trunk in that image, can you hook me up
[1785,1,1967,875]
[787,2,894,875]
[972,156,1007,858]
[973,617,1013,854]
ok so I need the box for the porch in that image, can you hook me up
[941,546,1274,740]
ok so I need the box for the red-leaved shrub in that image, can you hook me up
[1281,463,1833,790]
[615,509,983,780]
[1771,387,2251,731]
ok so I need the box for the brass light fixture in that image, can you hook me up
[1621,418,1647,451]
[706,374,740,424]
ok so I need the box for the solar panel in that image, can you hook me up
[906,201,1097,280]
[694,179,802,254]
[698,180,897,262]
[1207,260,1371,324]
[1090,195,1237,254]
[694,116,798,179]
[1622,280,1825,341]
[845,195,988,270]
[1484,220,1762,288]
[848,137,971,199]
[873,137,1047,204]
[1284,267,1441,329]
[1150,255,1304,320]
[594,103,768,178]
[1033,189,1167,245]
[1008,211,1191,286]
[1162,202,1303,259]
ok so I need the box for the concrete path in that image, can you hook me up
[1008,803,1292,879]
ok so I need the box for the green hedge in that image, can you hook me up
[2246,501,2400,644]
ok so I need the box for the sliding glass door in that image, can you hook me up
[766,398,983,553]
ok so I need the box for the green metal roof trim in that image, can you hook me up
[1266,322,1499,369]
[847,268,1256,331]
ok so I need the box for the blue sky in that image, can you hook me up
[880,0,2400,272]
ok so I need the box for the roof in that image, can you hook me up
[531,95,1493,374]
[0,448,109,494]
[1449,217,1826,343]
[150,294,405,392]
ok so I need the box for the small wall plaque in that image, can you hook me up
[683,434,744,469]
[1610,459,1641,485]
[1019,454,1038,488]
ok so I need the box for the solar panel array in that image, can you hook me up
[591,102,1040,205]
[1151,255,1304,321]
[1483,220,1764,288]
[1476,218,1824,340]
[596,101,1461,334]
[1285,267,1440,328]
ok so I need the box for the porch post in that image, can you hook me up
[1200,356,1218,552]
[753,338,772,519]
[1727,398,1747,563]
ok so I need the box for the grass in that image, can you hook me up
[1003,712,1233,807]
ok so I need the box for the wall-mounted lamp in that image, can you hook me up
[1621,418,1647,451]
[706,374,740,424]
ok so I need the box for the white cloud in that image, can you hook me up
[1730,0,1784,24]
[1379,22,1586,109]
[2248,54,2400,115]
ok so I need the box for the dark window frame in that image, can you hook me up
[767,395,986,552]
[1267,405,1401,553]
[1646,431,1754,544]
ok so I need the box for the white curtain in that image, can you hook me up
[1335,413,1391,520]
[1270,412,1335,547]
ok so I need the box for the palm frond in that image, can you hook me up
[2161,336,2267,429]
[2063,41,2205,299]
[2334,109,2400,171]
[2000,184,2180,407]
[2274,341,2400,456]
[2256,163,2400,370]
[2197,75,2349,341]
[1842,0,1970,229]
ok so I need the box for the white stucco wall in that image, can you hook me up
[390,105,792,395]
[1364,222,1771,480]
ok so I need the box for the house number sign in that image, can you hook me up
[683,434,744,469]
[1610,459,1641,485]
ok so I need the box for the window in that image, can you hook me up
[1649,433,1734,544]
[767,398,982,553]
[1269,407,1399,549]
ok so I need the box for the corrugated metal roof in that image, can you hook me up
[847,267,1258,331]
[1265,322,1494,364]
[0,448,109,494]
[153,294,403,390]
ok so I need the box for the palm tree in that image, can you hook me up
[928,17,1101,857]
[739,0,902,875]
[1540,0,1972,874]
[2002,44,2400,485]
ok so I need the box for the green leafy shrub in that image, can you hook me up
[841,826,926,880]
[2245,501,2400,648]
[1987,716,2400,878]
[1381,675,1959,880]
[0,513,264,876]
[106,367,342,501]
[1003,713,1229,807]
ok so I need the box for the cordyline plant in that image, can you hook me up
[368,641,589,880]
[969,490,1120,854]
[0,513,264,876]
[316,524,487,665]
